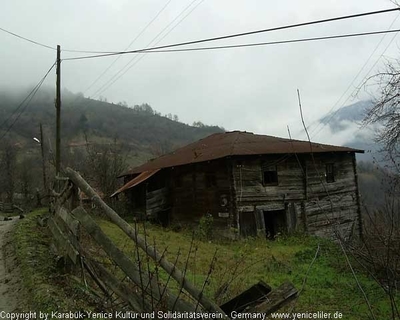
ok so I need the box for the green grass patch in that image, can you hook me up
[97,218,398,320]
[0,211,22,218]
[13,208,98,312]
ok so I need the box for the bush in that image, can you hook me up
[198,213,214,240]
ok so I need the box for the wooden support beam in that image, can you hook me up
[56,206,80,236]
[48,217,79,264]
[71,206,195,312]
[49,206,146,311]
[65,167,228,318]
[81,259,110,297]
[220,281,271,313]
[351,153,363,240]
[246,281,297,315]
[84,258,146,312]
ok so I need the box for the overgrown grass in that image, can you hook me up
[0,211,22,217]
[13,208,98,312]
[97,219,397,320]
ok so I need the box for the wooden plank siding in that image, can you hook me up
[124,151,360,239]
[146,187,169,214]
[231,153,360,239]
[304,153,359,238]
[233,155,305,206]
[170,160,233,232]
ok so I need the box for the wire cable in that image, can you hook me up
[63,7,400,61]
[311,16,400,138]
[62,49,121,54]
[309,13,400,137]
[0,62,56,140]
[146,0,206,50]
[88,0,203,99]
[0,26,56,50]
[109,28,400,54]
[82,0,173,94]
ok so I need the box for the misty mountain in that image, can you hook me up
[318,100,382,162]
[320,100,372,132]
[0,88,224,162]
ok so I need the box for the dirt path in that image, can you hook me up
[0,217,20,312]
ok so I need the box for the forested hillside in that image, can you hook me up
[0,87,224,201]
[0,88,389,210]
[0,88,223,155]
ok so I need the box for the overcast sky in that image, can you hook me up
[1,0,399,146]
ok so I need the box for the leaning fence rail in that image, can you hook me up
[47,167,297,317]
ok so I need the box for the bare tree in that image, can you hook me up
[360,56,400,319]
[84,137,127,197]
[18,157,33,204]
[363,58,400,157]
[0,140,17,202]
[149,139,174,157]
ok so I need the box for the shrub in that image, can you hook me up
[198,213,214,240]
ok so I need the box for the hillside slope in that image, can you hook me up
[317,100,382,162]
[0,88,224,157]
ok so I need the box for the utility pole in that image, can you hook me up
[39,123,47,194]
[55,45,61,175]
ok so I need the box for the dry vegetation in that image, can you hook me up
[95,217,397,319]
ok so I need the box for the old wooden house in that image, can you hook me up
[112,131,363,239]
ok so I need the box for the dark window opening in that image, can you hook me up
[263,210,286,239]
[262,166,278,186]
[205,173,217,187]
[239,211,257,237]
[175,175,182,188]
[153,209,171,228]
[147,173,166,192]
[326,163,335,183]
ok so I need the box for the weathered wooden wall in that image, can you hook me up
[170,159,234,233]
[146,187,170,225]
[304,152,360,239]
[125,172,171,222]
[232,155,303,237]
[124,151,360,240]
[231,152,360,239]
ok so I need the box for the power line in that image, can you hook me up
[85,27,400,103]
[311,15,400,138]
[82,0,174,94]
[63,7,400,61]
[110,28,400,53]
[147,0,206,50]
[57,0,203,116]
[309,13,400,137]
[0,86,43,130]
[62,28,400,61]
[88,0,203,99]
[0,26,56,50]
[0,62,56,140]
[62,49,120,54]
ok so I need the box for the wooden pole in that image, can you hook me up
[39,123,47,194]
[65,167,229,318]
[352,153,363,240]
[56,45,61,175]
[71,207,194,312]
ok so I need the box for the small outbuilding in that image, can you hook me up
[112,131,363,239]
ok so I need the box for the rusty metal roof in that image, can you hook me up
[121,131,363,176]
[111,169,160,197]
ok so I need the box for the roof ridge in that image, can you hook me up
[120,131,364,176]
[230,131,241,156]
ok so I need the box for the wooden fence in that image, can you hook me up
[0,201,23,214]
[0,202,13,213]
[47,167,298,317]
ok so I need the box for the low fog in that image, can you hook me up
[1,0,399,147]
